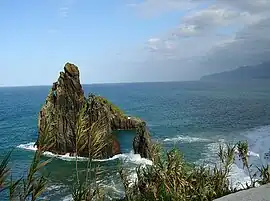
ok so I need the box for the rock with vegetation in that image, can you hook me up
[133,122,151,158]
[36,62,152,159]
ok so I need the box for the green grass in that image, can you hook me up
[95,95,125,116]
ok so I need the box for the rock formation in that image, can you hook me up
[133,122,151,159]
[36,63,152,159]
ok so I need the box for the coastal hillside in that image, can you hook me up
[201,61,270,81]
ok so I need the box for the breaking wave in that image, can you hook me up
[163,135,209,143]
[199,140,253,190]
[17,142,152,166]
[200,125,270,190]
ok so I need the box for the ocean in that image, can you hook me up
[1,80,270,200]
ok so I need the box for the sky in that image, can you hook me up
[1,0,270,86]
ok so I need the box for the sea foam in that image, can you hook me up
[62,195,72,201]
[200,125,270,190]
[17,142,152,165]
[163,135,209,143]
[200,137,262,190]
[242,125,270,163]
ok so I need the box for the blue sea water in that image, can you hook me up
[1,80,270,200]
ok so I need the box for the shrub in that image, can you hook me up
[119,143,236,201]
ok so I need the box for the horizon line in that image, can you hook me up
[0,79,200,88]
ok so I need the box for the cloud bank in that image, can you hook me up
[128,0,270,81]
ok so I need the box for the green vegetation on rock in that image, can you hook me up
[95,95,125,116]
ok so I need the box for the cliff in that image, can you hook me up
[36,63,151,159]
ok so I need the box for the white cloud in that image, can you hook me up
[129,0,270,80]
[203,19,270,72]
[178,24,197,36]
[59,0,75,18]
[148,38,160,43]
[60,7,69,18]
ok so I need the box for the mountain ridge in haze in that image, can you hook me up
[201,61,270,81]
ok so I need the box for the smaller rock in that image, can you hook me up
[133,122,152,159]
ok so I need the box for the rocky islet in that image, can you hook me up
[36,63,152,159]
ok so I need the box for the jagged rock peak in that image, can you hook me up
[64,62,80,82]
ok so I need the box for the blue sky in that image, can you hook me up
[1,0,270,86]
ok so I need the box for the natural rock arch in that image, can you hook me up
[36,63,151,159]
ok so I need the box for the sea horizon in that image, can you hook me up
[2,78,270,88]
[0,79,200,88]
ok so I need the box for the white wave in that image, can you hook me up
[99,182,125,199]
[198,139,226,165]
[46,184,64,191]
[62,195,72,201]
[17,142,88,161]
[248,151,260,158]
[200,139,258,190]
[95,151,153,165]
[234,149,260,158]
[17,142,152,166]
[241,125,270,164]
[163,135,209,143]
[17,142,37,151]
[228,164,252,190]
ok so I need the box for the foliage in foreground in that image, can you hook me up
[0,120,53,200]
[118,141,270,201]
[1,105,270,201]
[119,143,235,201]
[72,102,109,201]
[1,140,270,201]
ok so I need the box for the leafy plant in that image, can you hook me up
[72,102,109,201]
[0,117,54,201]
[0,150,12,192]
[19,151,52,200]
[236,141,255,188]
[256,164,270,185]
[119,143,237,201]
